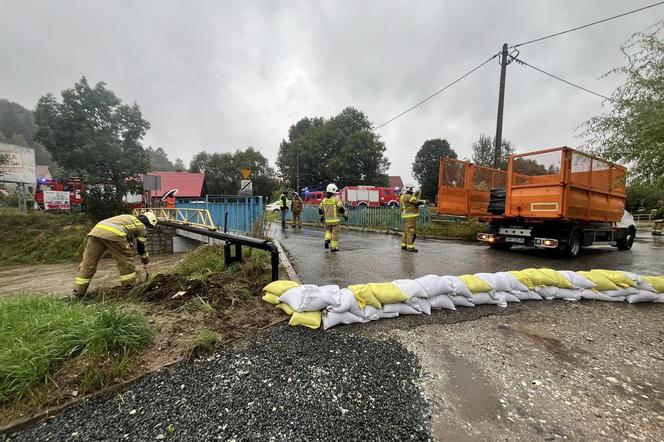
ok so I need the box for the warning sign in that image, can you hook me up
[239,180,253,196]
[240,169,252,179]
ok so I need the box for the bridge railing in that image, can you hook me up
[177,195,263,234]
[133,207,217,230]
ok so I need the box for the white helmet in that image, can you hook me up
[326,183,339,194]
[140,211,158,228]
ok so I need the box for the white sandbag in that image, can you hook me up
[555,288,582,301]
[327,288,364,317]
[559,271,595,289]
[498,272,529,292]
[625,291,659,303]
[496,291,521,303]
[476,273,511,292]
[392,279,428,299]
[580,290,625,302]
[363,305,399,320]
[383,302,422,315]
[602,287,640,298]
[444,276,473,298]
[622,271,657,292]
[511,290,542,301]
[407,298,432,315]
[472,292,507,307]
[535,286,559,299]
[655,294,664,303]
[322,311,367,330]
[279,284,340,312]
[450,295,475,307]
[428,294,456,310]
[415,275,454,297]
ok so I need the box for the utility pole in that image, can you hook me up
[296,149,299,192]
[494,43,509,169]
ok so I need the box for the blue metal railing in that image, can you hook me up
[176,195,263,233]
[296,205,430,229]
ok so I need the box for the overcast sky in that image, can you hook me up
[0,0,660,185]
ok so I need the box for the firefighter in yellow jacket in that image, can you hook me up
[74,212,158,296]
[400,183,427,252]
[318,183,347,252]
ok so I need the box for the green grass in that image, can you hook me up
[187,328,218,359]
[170,244,226,280]
[264,210,281,222]
[0,294,152,402]
[418,220,484,240]
[0,208,93,266]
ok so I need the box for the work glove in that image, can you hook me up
[343,214,349,222]
[320,216,325,223]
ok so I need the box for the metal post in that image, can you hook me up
[271,249,279,281]
[494,43,509,169]
[296,148,299,192]
[224,212,228,233]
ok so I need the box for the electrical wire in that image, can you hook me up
[514,57,614,101]
[512,1,664,48]
[373,52,500,131]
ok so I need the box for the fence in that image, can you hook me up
[177,195,263,233]
[295,205,431,229]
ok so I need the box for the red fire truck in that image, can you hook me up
[34,178,85,211]
[339,186,401,208]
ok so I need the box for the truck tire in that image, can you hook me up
[564,230,582,258]
[616,227,635,250]
[358,203,368,210]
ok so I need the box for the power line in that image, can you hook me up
[373,53,500,131]
[514,57,614,101]
[512,1,664,48]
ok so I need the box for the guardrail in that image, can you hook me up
[133,207,217,230]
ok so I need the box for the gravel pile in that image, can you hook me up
[3,326,430,441]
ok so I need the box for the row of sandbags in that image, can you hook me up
[261,269,664,330]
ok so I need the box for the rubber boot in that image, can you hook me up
[324,239,330,249]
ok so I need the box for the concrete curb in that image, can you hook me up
[274,239,301,283]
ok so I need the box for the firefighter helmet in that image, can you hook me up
[326,183,339,194]
[139,211,158,228]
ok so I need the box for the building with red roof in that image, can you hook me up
[145,171,207,198]
[388,176,404,190]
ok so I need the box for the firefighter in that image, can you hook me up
[291,192,303,228]
[400,183,427,252]
[319,183,347,252]
[279,191,289,228]
[74,211,158,296]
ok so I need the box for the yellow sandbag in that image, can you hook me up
[276,302,295,316]
[538,268,574,288]
[262,293,280,305]
[521,268,556,287]
[367,283,408,305]
[289,311,321,329]
[263,280,299,296]
[643,276,664,293]
[458,274,492,293]
[591,269,636,288]
[509,270,535,290]
[348,284,382,309]
[577,271,619,291]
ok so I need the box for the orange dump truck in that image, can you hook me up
[437,146,635,257]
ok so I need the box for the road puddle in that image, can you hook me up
[499,321,588,364]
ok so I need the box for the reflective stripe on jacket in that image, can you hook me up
[89,214,148,243]
[319,197,343,224]
[400,193,422,219]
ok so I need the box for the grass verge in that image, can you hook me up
[418,220,484,240]
[0,208,93,266]
[0,294,152,402]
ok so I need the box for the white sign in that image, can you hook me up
[44,190,70,210]
[0,143,36,184]
[239,179,252,196]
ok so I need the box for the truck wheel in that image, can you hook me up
[616,227,635,250]
[564,231,582,258]
[489,242,512,250]
[388,201,397,208]
[358,203,368,210]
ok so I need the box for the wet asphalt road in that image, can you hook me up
[273,224,664,286]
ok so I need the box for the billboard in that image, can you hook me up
[43,190,71,210]
[0,143,36,184]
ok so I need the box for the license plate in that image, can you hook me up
[506,237,525,244]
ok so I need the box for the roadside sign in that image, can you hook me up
[239,179,253,196]
[43,190,70,210]
[240,169,252,179]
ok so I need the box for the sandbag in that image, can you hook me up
[511,290,543,301]
[523,268,573,288]
[415,275,454,297]
[555,288,583,301]
[450,295,474,307]
[367,282,408,304]
[327,288,364,317]
[601,287,640,298]
[497,272,529,292]
[391,280,427,300]
[471,292,507,307]
[276,303,295,315]
[509,270,535,290]
[535,286,559,299]
[407,298,432,315]
[383,302,422,315]
[322,311,367,330]
[559,271,596,289]
[580,290,625,302]
[591,269,637,288]
[263,280,299,296]
[458,274,493,293]
[262,293,280,305]
[279,284,340,312]
[625,291,659,304]
[289,311,321,329]
[476,273,511,292]
[362,305,399,320]
[643,276,664,293]
[444,276,473,298]
[428,294,456,310]
[655,294,664,303]
[536,286,581,301]
[577,271,619,291]
[348,284,382,309]
[496,291,521,303]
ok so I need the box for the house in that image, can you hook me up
[145,171,207,199]
[388,176,404,190]
[36,165,52,180]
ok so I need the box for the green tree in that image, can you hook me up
[0,99,36,145]
[173,158,186,171]
[412,139,457,200]
[189,147,277,199]
[34,77,150,218]
[146,146,176,171]
[471,134,515,169]
[582,22,664,185]
[277,107,390,190]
